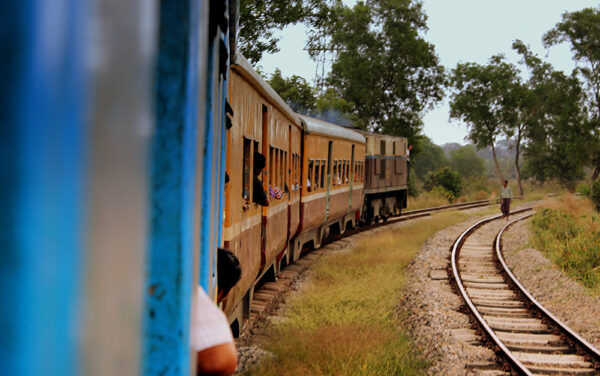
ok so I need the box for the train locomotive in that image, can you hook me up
[222,52,408,331]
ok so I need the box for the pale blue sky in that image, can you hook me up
[258,1,599,145]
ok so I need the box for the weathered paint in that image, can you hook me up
[0,1,87,375]
[143,1,199,375]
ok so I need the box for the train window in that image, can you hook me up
[360,162,364,182]
[381,159,386,179]
[346,160,349,184]
[314,160,321,189]
[380,140,386,155]
[319,160,324,188]
[393,142,396,155]
[243,138,251,203]
[307,160,314,191]
[346,161,351,183]
[269,146,274,186]
[351,145,355,183]
[335,161,340,185]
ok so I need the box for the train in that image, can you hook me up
[222,52,409,332]
[2,1,407,375]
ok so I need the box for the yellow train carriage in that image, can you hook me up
[224,53,302,332]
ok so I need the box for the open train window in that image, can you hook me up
[307,160,314,191]
[345,160,349,184]
[360,162,364,182]
[280,150,285,188]
[319,160,324,188]
[314,160,320,191]
[269,146,275,186]
[243,138,251,202]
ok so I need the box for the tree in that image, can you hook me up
[238,0,324,64]
[268,69,317,114]
[520,69,590,191]
[319,0,444,141]
[544,7,600,182]
[512,40,591,191]
[423,167,463,201]
[412,136,448,181]
[449,145,486,179]
[449,55,520,184]
[313,88,356,126]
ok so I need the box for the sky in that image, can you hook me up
[257,0,599,145]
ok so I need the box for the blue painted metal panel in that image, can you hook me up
[0,1,87,375]
[143,1,200,374]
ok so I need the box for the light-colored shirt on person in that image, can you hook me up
[500,185,513,199]
[191,287,234,352]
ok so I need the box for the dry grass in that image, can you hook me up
[250,211,474,376]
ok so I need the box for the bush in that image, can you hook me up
[576,183,591,197]
[591,180,600,212]
[423,167,463,202]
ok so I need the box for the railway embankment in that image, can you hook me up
[236,198,600,375]
[503,212,600,350]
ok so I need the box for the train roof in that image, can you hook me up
[354,129,407,141]
[231,52,301,127]
[299,115,366,144]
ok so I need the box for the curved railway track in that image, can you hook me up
[450,209,600,375]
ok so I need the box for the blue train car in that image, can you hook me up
[1,0,235,375]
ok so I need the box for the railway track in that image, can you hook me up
[450,209,600,375]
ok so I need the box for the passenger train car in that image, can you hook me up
[221,52,407,331]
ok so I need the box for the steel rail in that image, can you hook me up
[496,215,600,367]
[450,208,534,375]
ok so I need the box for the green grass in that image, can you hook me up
[530,195,600,293]
[249,211,475,376]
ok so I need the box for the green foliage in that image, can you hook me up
[531,208,600,290]
[449,55,521,182]
[320,0,445,140]
[313,88,357,126]
[268,69,317,114]
[544,7,600,182]
[576,183,591,197]
[407,166,419,197]
[412,136,448,181]
[239,0,323,63]
[591,180,600,212]
[511,40,591,191]
[448,145,485,179]
[422,167,462,202]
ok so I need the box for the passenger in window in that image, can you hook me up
[252,152,269,206]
